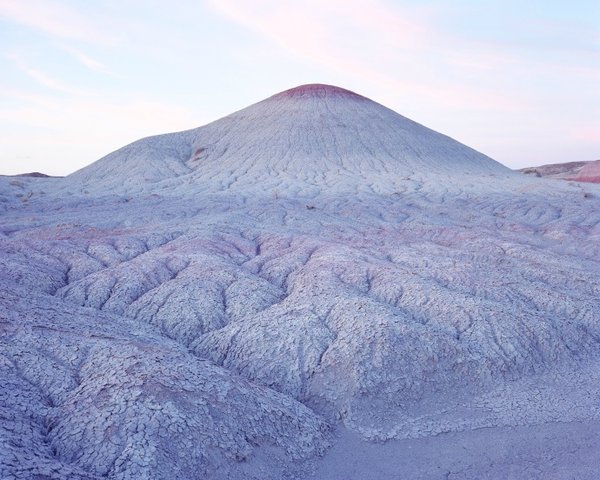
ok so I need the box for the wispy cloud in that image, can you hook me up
[207,0,431,66]
[6,53,97,96]
[58,44,114,75]
[0,0,117,45]
[206,0,527,112]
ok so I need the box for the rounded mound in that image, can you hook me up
[66,84,511,195]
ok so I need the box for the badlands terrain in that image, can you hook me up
[521,159,600,183]
[1,84,599,479]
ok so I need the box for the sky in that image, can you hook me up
[0,0,599,176]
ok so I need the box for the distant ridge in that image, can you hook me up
[520,159,600,183]
[10,172,57,178]
[574,160,600,183]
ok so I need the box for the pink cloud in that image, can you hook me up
[208,0,432,62]
[568,127,600,143]
[0,0,117,45]
[207,0,528,112]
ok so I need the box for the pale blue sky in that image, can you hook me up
[1,0,598,175]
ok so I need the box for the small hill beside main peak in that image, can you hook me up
[520,159,600,183]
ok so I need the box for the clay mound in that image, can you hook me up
[66,84,510,195]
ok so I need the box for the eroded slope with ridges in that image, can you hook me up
[64,84,510,196]
[2,187,599,466]
[0,279,330,480]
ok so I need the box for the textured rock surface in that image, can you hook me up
[520,159,600,184]
[65,84,510,196]
[1,85,600,478]
[0,281,330,480]
[519,161,588,179]
[571,159,600,183]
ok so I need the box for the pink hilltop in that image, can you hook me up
[570,160,600,183]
